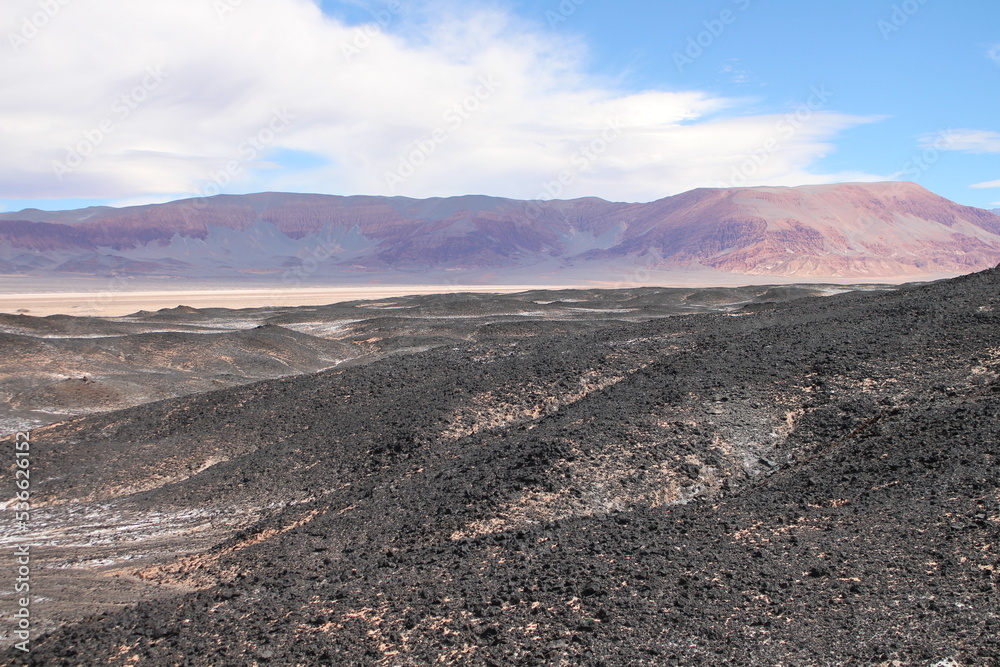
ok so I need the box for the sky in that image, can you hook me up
[0,0,997,213]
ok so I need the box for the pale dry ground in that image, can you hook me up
[0,270,939,318]
[0,285,579,317]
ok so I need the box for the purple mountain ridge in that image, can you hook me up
[2,182,999,284]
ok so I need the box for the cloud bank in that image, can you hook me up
[1,0,878,205]
[923,129,1000,194]
[927,129,1000,155]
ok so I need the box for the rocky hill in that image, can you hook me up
[2,266,998,665]
[2,183,999,282]
[0,283,853,435]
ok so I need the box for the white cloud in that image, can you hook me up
[0,0,877,205]
[923,129,1000,193]
[990,44,1000,65]
[924,129,1000,154]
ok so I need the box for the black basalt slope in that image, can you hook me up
[3,266,999,666]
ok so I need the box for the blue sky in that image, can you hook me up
[556,0,1000,204]
[1,0,997,212]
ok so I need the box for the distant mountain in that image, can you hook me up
[2,182,999,283]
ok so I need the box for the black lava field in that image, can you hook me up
[2,269,999,666]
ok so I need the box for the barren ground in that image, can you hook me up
[1,272,997,666]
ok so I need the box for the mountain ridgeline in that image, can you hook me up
[2,182,999,283]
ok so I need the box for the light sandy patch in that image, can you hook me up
[0,285,575,317]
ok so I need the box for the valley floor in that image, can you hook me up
[0,285,560,318]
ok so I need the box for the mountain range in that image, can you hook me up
[2,182,999,283]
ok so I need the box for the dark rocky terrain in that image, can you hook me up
[0,283,874,436]
[2,268,999,665]
[2,182,999,282]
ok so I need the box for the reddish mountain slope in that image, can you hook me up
[1,183,998,281]
[585,182,1000,277]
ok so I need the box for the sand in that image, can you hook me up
[0,285,577,317]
